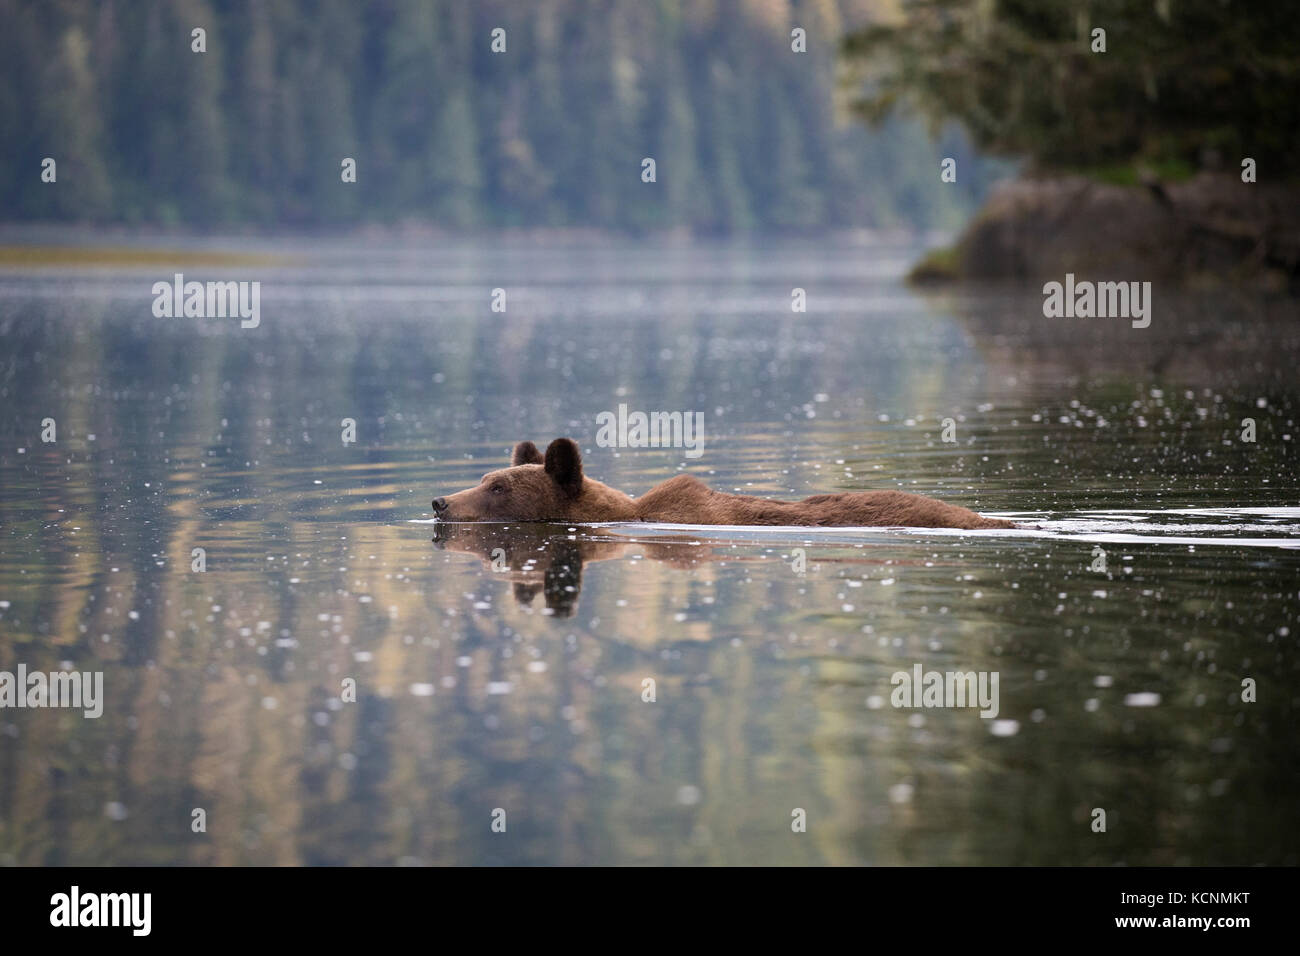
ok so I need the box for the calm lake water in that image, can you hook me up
[1,234,1297,865]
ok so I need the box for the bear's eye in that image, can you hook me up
[490,483,507,495]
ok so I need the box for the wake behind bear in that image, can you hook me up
[431,438,1016,530]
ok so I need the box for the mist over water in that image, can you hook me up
[1,236,1297,865]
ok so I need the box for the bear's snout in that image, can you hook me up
[432,492,482,521]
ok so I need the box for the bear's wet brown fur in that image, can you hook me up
[432,438,1016,530]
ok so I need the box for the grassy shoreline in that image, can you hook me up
[0,245,299,268]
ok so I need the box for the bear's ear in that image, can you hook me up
[544,438,583,497]
[511,440,544,466]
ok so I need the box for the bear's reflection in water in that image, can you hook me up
[431,521,726,617]
[431,521,929,617]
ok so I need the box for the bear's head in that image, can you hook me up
[431,438,634,523]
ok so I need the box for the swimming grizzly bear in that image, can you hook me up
[431,438,1015,530]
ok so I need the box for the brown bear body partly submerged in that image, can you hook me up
[432,438,1016,531]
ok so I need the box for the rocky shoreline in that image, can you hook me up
[912,173,1300,293]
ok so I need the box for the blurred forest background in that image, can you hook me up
[0,0,1000,232]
